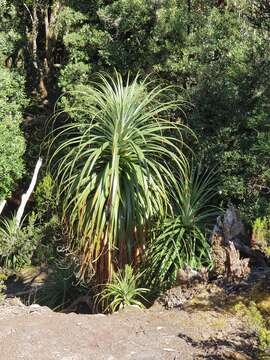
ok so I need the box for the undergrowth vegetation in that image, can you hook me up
[235,300,270,359]
[253,217,270,254]
[0,273,6,304]
[0,215,41,270]
[35,259,87,311]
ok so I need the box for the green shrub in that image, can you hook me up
[97,265,148,313]
[253,217,270,252]
[235,301,270,359]
[0,3,27,200]
[33,174,56,221]
[30,174,63,266]
[184,8,270,221]
[0,215,41,270]
[0,273,7,304]
[31,214,62,266]
[0,69,27,200]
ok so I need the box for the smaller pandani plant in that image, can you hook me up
[96,265,149,313]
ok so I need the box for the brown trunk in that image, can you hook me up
[187,0,191,35]
[43,1,62,98]
[32,3,38,71]
[47,1,61,71]
[44,6,50,76]
[216,0,226,7]
[38,73,48,99]
[24,1,62,99]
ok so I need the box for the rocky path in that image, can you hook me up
[0,299,256,360]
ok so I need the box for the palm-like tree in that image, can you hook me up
[49,72,192,283]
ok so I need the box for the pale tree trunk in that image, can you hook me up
[0,200,6,217]
[16,157,43,227]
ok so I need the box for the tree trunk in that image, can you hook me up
[32,3,39,71]
[187,0,191,35]
[226,241,250,280]
[0,200,6,216]
[16,157,43,227]
[44,5,50,76]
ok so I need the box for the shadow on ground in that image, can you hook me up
[178,331,257,359]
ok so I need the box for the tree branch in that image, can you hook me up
[23,3,34,24]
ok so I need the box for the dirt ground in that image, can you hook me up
[0,298,256,360]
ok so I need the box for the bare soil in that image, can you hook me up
[0,297,256,360]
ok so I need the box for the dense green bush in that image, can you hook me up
[0,70,27,200]
[0,215,41,270]
[252,217,270,254]
[0,273,7,303]
[183,8,270,220]
[31,214,62,266]
[33,174,57,220]
[58,0,190,89]
[0,3,27,200]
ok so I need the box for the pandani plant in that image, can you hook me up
[48,71,193,284]
[143,166,218,289]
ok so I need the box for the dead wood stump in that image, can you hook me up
[211,205,267,280]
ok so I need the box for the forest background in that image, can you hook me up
[1,0,269,220]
